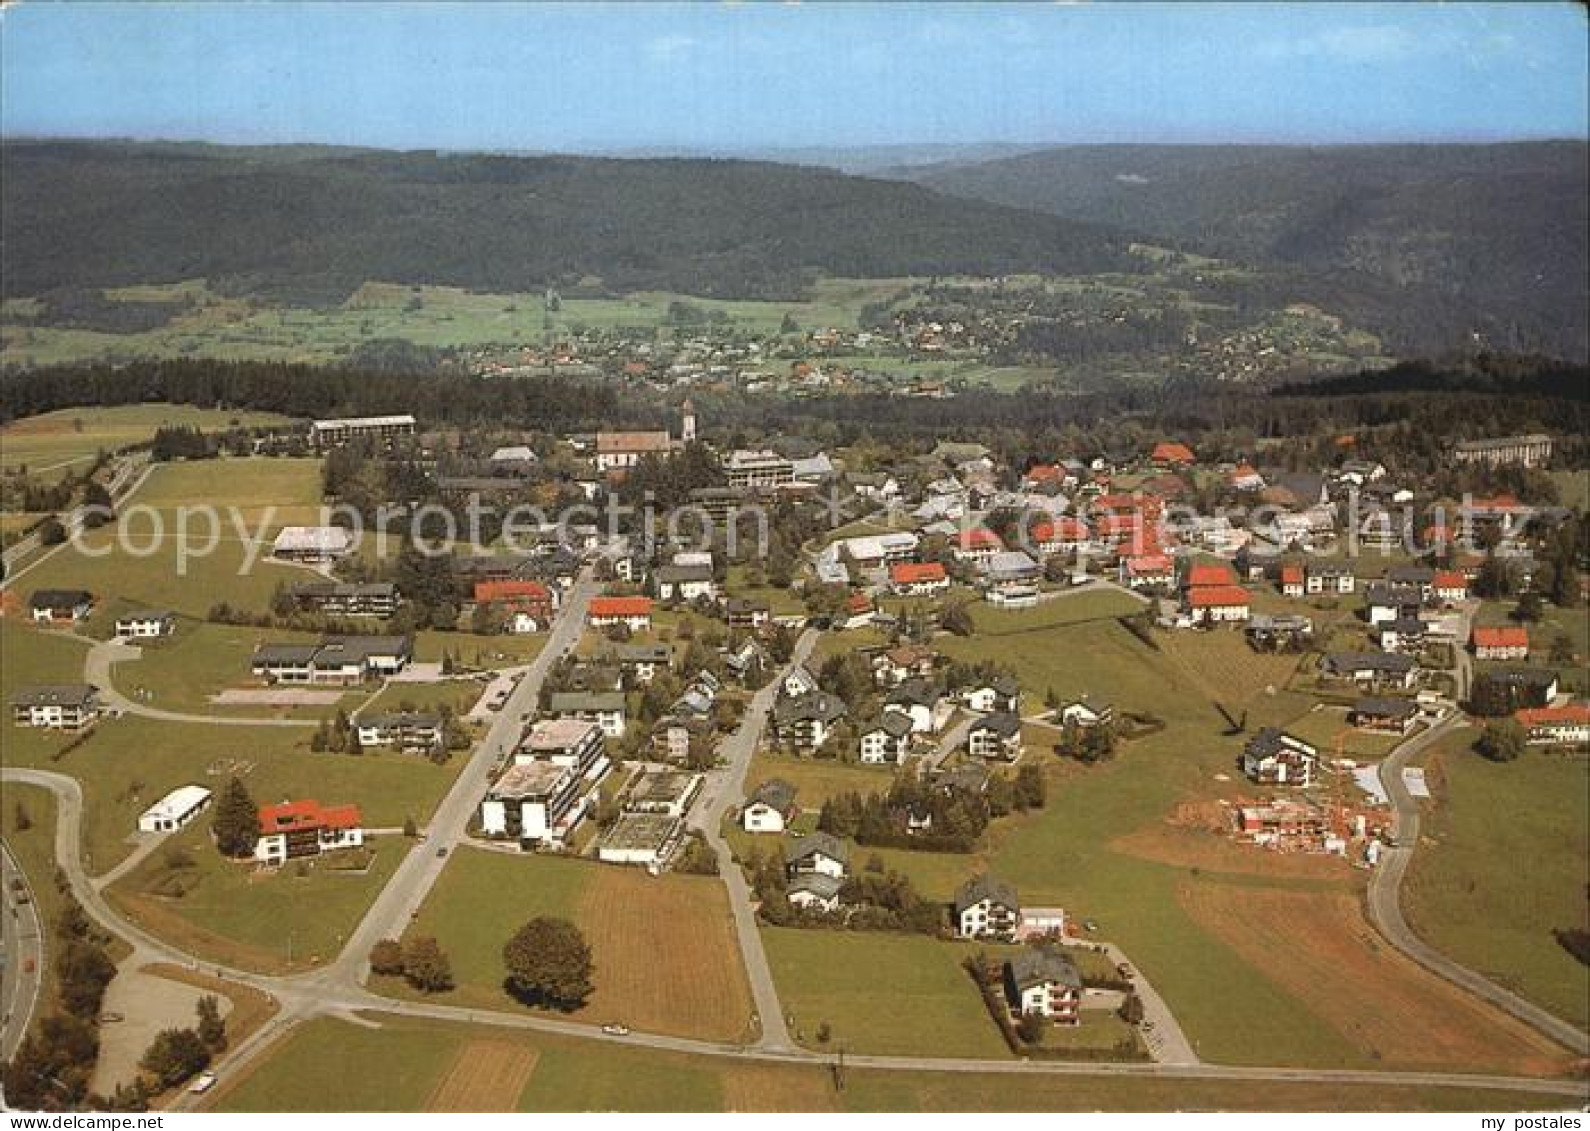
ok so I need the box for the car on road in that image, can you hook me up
[436,847,448,858]
[99,1012,125,1023]
[601,1023,630,1036]
[189,1071,218,1094]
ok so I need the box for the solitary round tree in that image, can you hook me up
[503,917,593,1010]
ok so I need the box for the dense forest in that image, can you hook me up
[895,142,1590,361]
[0,140,1130,303]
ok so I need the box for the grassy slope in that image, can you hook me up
[1405,735,1590,1030]
[0,405,292,475]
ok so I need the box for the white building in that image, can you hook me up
[137,785,213,833]
[271,526,354,562]
[115,610,176,638]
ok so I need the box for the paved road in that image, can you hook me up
[84,638,316,728]
[7,762,1587,1112]
[1370,717,1589,1056]
[2,455,152,586]
[1057,938,1198,1066]
[690,629,817,1053]
[924,711,980,772]
[0,842,45,1062]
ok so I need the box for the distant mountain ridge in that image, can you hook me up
[890,141,1588,360]
[0,139,1129,303]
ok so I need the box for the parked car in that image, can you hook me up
[189,1071,217,1094]
[601,1023,630,1036]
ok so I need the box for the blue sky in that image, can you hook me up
[2,2,1585,150]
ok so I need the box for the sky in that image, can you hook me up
[2,2,1586,151]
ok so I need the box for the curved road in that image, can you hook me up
[85,639,315,729]
[1370,718,1589,1056]
[0,843,44,1062]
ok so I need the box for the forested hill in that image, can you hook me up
[0,140,1130,302]
[893,142,1589,361]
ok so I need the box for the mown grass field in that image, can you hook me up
[1406,733,1590,1031]
[382,849,755,1042]
[0,404,292,477]
[210,1014,1569,1112]
[108,832,406,974]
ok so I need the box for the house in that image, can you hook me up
[1305,565,1355,595]
[1452,434,1553,469]
[594,430,677,472]
[1364,583,1424,625]
[954,527,1005,563]
[1241,728,1319,786]
[588,595,654,632]
[10,685,102,730]
[624,770,703,818]
[1120,554,1175,590]
[28,589,93,625]
[1186,585,1251,624]
[1032,517,1089,555]
[1350,697,1419,735]
[889,561,950,596]
[655,563,718,603]
[772,691,847,751]
[1183,561,1237,590]
[1321,652,1418,689]
[858,713,915,764]
[489,445,538,472]
[548,691,627,738]
[722,637,770,683]
[961,675,1020,714]
[1279,564,1305,598]
[1151,441,1196,468]
[782,664,820,699]
[873,645,938,688]
[1514,703,1590,746]
[597,812,685,868]
[114,609,175,638]
[841,591,876,630]
[356,711,444,753]
[1472,625,1530,661]
[786,872,846,913]
[474,580,556,630]
[270,526,353,562]
[1004,948,1083,1024]
[726,597,771,631]
[986,584,1039,609]
[1227,463,1265,492]
[309,414,416,449]
[253,799,364,864]
[610,643,672,686]
[1375,616,1429,654]
[290,582,401,619]
[1056,695,1114,730]
[967,712,1023,761]
[984,550,1041,587]
[1432,570,1469,604]
[743,779,798,833]
[137,785,212,833]
[955,874,1021,941]
[251,636,412,685]
[1245,613,1314,650]
[784,831,851,880]
[885,678,948,735]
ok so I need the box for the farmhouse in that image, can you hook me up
[588,595,654,632]
[967,712,1023,762]
[28,589,93,625]
[137,785,213,833]
[1432,570,1469,604]
[114,609,175,638]
[858,713,915,764]
[1241,728,1319,786]
[11,685,102,729]
[955,874,1021,941]
[890,561,950,596]
[1056,695,1114,730]
[1151,441,1196,468]
[356,711,444,752]
[1004,948,1083,1024]
[291,582,401,619]
[597,813,685,868]
[743,779,798,833]
[1514,703,1590,746]
[548,691,627,738]
[1472,625,1530,661]
[271,526,354,563]
[594,430,677,472]
[254,799,364,865]
[309,414,416,449]
[784,831,851,880]
[1350,697,1419,735]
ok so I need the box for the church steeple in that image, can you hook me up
[680,399,697,444]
